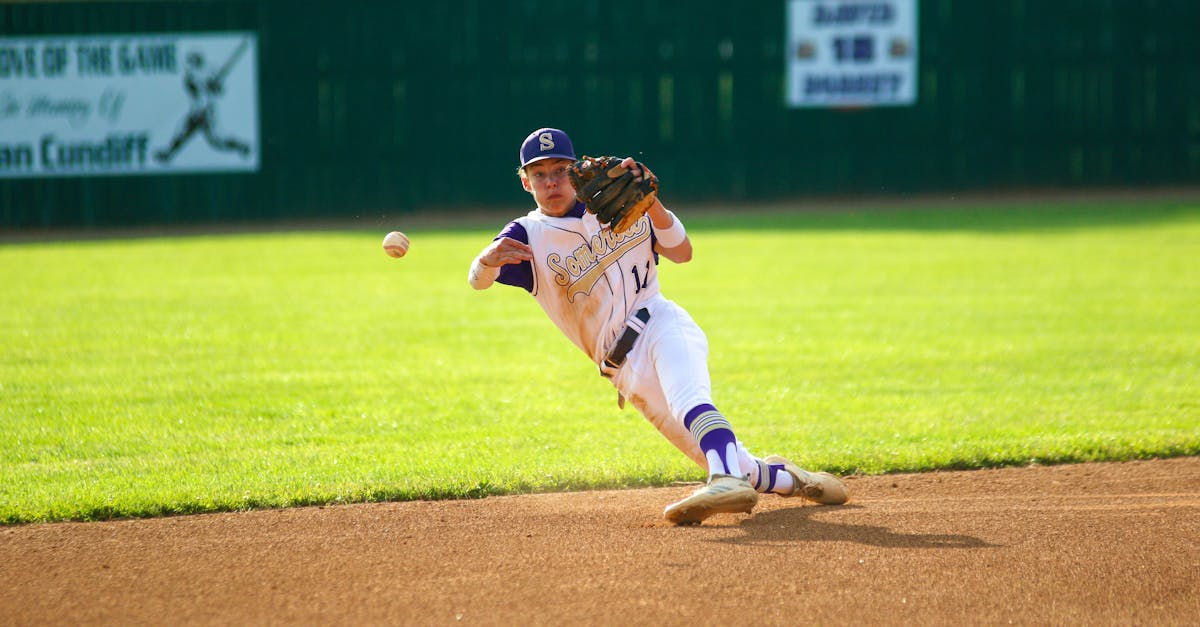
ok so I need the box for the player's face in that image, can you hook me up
[522,158,576,217]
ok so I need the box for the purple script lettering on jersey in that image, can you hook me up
[547,217,650,303]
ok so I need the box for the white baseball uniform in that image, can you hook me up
[469,128,846,515]
[482,202,711,468]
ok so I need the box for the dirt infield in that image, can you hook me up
[2,457,1198,625]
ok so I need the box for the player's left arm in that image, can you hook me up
[615,157,692,264]
[648,199,692,264]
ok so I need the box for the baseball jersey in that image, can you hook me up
[495,202,661,363]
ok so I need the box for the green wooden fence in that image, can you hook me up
[2,0,1198,228]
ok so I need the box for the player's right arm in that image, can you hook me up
[469,237,533,290]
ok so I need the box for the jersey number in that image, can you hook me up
[631,261,650,293]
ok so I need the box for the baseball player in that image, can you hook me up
[154,50,251,164]
[468,128,849,524]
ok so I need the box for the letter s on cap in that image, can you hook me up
[539,132,555,151]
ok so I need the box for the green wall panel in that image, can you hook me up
[2,0,1198,228]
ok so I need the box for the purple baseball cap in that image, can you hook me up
[519,128,576,167]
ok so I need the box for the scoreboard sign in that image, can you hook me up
[785,0,918,108]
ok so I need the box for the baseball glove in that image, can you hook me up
[568,155,659,233]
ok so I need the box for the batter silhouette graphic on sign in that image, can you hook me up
[154,41,252,164]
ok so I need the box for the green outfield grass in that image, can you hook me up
[2,199,1198,523]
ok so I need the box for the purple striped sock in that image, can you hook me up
[684,404,738,476]
[752,459,781,493]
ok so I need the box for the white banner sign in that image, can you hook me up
[786,0,918,108]
[0,32,259,178]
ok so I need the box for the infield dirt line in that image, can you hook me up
[2,457,1198,625]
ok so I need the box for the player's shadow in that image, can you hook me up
[711,505,995,549]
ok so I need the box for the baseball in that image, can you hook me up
[382,231,410,258]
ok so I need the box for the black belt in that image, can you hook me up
[603,307,651,370]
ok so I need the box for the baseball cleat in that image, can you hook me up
[764,455,850,505]
[663,473,759,525]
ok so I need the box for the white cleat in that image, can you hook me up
[764,455,850,505]
[663,473,759,525]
